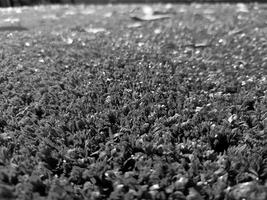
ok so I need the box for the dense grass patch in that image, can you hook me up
[0,3,266,200]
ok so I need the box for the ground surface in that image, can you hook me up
[0,3,267,200]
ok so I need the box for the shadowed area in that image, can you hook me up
[0,25,28,31]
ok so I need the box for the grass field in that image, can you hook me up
[0,3,267,200]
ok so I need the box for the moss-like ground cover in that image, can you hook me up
[0,3,267,200]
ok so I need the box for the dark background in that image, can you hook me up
[0,0,266,7]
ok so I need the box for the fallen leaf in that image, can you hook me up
[236,3,249,13]
[131,5,172,21]
[194,40,210,48]
[184,40,210,48]
[84,27,106,34]
[131,14,171,21]
[127,22,142,28]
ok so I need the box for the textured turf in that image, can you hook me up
[0,3,266,200]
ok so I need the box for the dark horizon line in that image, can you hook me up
[0,0,267,7]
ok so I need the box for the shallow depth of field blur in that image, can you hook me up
[0,2,266,200]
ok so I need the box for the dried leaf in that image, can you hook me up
[194,41,210,48]
[131,14,171,21]
[184,40,210,48]
[84,27,106,34]
[127,22,142,28]
[236,3,249,13]
[228,28,244,36]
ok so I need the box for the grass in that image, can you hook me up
[0,3,267,200]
